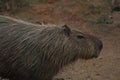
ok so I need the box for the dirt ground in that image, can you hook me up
[0,0,120,80]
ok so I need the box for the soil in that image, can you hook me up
[0,0,120,80]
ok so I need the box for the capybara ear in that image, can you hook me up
[62,24,71,36]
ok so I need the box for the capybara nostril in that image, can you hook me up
[97,40,103,51]
[99,42,103,50]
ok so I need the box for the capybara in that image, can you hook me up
[0,16,103,80]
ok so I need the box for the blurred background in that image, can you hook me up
[0,0,120,26]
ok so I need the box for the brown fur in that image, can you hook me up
[0,16,103,80]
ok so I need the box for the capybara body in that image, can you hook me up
[0,16,103,80]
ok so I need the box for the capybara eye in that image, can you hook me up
[77,35,85,39]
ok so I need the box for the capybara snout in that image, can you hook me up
[0,16,103,80]
[94,39,103,58]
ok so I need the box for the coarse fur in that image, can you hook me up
[0,16,103,80]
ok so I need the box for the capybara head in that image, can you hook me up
[0,16,103,80]
[59,25,103,60]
